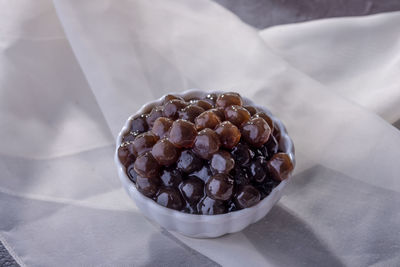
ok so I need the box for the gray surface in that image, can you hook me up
[213,0,400,28]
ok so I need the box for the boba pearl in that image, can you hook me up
[169,119,197,148]
[241,117,271,148]
[224,105,251,127]
[234,185,261,209]
[205,173,234,201]
[160,168,183,187]
[216,92,243,108]
[118,142,136,168]
[146,106,164,127]
[132,131,159,157]
[231,142,252,166]
[151,139,179,166]
[177,150,203,173]
[192,100,213,110]
[210,151,235,174]
[179,176,205,205]
[136,175,160,198]
[215,121,241,149]
[193,128,221,159]
[244,106,257,116]
[163,94,184,104]
[134,152,160,178]
[155,187,184,210]
[178,105,205,123]
[151,117,173,139]
[209,108,225,121]
[163,99,187,119]
[194,110,221,131]
[197,197,227,215]
[130,114,148,133]
[253,112,274,131]
[267,153,294,181]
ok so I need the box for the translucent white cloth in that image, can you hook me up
[1,0,400,266]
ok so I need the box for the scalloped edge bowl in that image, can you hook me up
[114,89,295,238]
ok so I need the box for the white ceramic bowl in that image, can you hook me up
[114,89,295,238]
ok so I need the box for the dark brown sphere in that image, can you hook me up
[155,187,184,210]
[146,106,164,127]
[151,139,179,166]
[118,142,136,168]
[203,93,218,105]
[205,173,234,201]
[224,105,251,127]
[193,128,221,159]
[177,150,203,173]
[244,106,258,116]
[248,156,268,183]
[234,185,261,209]
[163,99,187,119]
[209,107,225,121]
[241,117,271,148]
[215,121,241,149]
[216,92,243,108]
[160,168,183,187]
[194,110,221,131]
[192,99,213,110]
[267,153,294,181]
[136,175,160,198]
[178,105,205,123]
[231,142,252,166]
[134,152,160,178]
[130,114,148,133]
[179,176,205,205]
[163,94,184,104]
[132,131,159,157]
[151,117,173,139]
[253,112,274,131]
[197,197,227,215]
[169,119,197,148]
[210,151,235,174]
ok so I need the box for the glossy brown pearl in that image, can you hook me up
[178,105,205,123]
[267,153,294,181]
[169,119,197,148]
[160,168,183,187]
[122,131,140,142]
[118,142,136,168]
[224,105,251,127]
[177,150,203,173]
[132,131,159,156]
[203,93,218,105]
[146,106,164,127]
[241,117,271,148]
[197,197,227,215]
[151,117,173,139]
[130,114,148,133]
[205,173,234,201]
[151,139,179,166]
[155,187,184,210]
[253,112,274,131]
[214,121,241,149]
[210,151,235,174]
[163,94,184,104]
[234,185,261,209]
[192,99,213,110]
[216,92,243,108]
[209,107,225,121]
[194,110,221,131]
[136,175,160,198]
[193,128,221,159]
[244,106,257,116]
[179,176,205,205]
[134,152,160,178]
[163,99,187,119]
